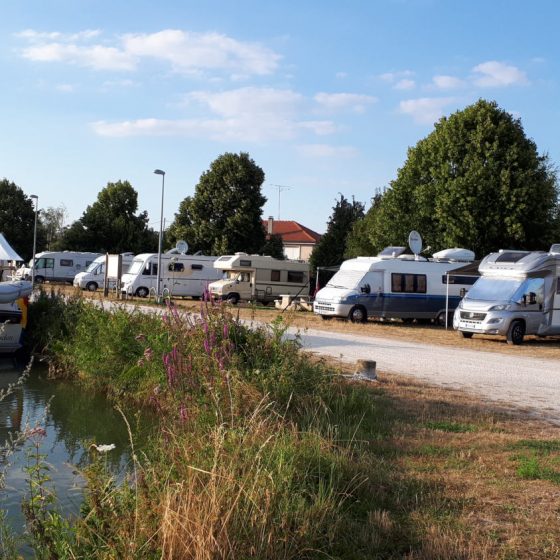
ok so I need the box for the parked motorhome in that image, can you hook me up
[313,247,477,323]
[209,253,310,304]
[121,253,221,298]
[14,251,102,284]
[454,245,560,345]
[73,253,134,291]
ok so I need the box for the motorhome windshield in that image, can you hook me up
[128,259,145,275]
[465,277,524,302]
[86,261,101,273]
[326,270,366,290]
[223,271,239,280]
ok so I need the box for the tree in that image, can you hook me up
[309,194,364,269]
[260,233,285,259]
[60,180,158,253]
[40,205,67,250]
[167,152,266,255]
[0,179,36,260]
[346,99,559,259]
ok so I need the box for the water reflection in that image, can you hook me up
[0,358,154,537]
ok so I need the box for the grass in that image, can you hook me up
[8,288,560,559]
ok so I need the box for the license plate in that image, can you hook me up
[459,320,480,330]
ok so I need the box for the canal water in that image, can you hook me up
[0,358,154,547]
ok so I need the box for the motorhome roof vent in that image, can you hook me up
[234,252,248,256]
[495,251,529,263]
[432,248,475,262]
[549,244,560,255]
[378,246,406,258]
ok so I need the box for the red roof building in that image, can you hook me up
[263,217,322,262]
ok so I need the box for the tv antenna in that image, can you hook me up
[270,184,292,220]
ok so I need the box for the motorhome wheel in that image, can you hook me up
[35,276,44,284]
[349,305,367,323]
[459,331,473,339]
[321,315,333,321]
[507,320,525,345]
[86,282,98,292]
[227,293,239,305]
[136,287,149,298]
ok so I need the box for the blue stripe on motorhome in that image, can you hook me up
[351,292,462,317]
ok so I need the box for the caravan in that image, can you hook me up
[73,253,134,291]
[313,247,477,323]
[209,254,310,304]
[15,251,102,284]
[121,253,221,298]
[454,245,560,344]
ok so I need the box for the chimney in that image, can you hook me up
[267,216,274,235]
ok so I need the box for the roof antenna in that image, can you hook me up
[270,184,292,220]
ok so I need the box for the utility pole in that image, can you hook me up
[270,184,292,220]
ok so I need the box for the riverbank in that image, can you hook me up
[6,289,560,559]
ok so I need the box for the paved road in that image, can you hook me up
[293,327,560,424]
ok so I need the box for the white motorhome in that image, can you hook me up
[73,253,135,291]
[209,253,310,304]
[313,247,477,323]
[15,251,102,284]
[121,253,221,298]
[454,245,560,345]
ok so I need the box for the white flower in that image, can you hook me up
[90,443,116,453]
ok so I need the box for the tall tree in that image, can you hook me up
[60,180,158,253]
[260,233,285,259]
[309,194,364,269]
[346,99,559,258]
[168,152,266,255]
[0,179,36,260]
[40,205,67,250]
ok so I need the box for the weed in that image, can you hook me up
[423,420,478,433]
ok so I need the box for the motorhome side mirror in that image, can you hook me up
[460,288,467,298]
[529,292,537,305]
[361,284,371,294]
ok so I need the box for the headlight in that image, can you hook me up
[489,304,510,311]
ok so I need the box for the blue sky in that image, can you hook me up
[1,0,558,235]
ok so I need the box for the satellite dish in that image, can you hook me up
[408,231,423,256]
[175,240,189,254]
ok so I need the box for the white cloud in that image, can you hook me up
[15,29,101,42]
[399,97,456,124]
[432,75,465,90]
[297,144,358,158]
[380,70,414,83]
[472,61,528,87]
[56,83,75,93]
[394,79,415,90]
[314,92,377,113]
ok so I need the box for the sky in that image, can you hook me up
[1,0,559,236]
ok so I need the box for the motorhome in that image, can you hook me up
[73,253,134,291]
[15,251,102,284]
[313,247,477,323]
[454,245,560,345]
[121,253,221,298]
[209,253,310,304]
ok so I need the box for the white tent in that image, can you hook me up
[0,233,24,262]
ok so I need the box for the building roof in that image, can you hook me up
[263,220,322,244]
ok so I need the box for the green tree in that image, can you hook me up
[0,179,36,260]
[60,181,158,253]
[309,194,364,269]
[167,152,266,255]
[39,205,67,250]
[260,233,285,259]
[347,99,559,258]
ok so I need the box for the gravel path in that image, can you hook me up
[294,327,560,424]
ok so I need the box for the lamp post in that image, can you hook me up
[154,169,165,300]
[30,195,38,286]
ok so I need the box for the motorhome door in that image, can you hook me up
[551,276,560,330]
[362,271,384,313]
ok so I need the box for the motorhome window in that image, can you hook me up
[239,272,251,282]
[35,258,54,269]
[240,260,252,267]
[442,275,478,285]
[86,261,100,273]
[223,271,238,280]
[287,271,304,283]
[168,262,185,272]
[557,278,560,295]
[495,252,527,263]
[517,278,545,305]
[271,270,281,281]
[191,264,203,270]
[326,270,365,289]
[218,256,231,261]
[128,260,144,275]
[60,259,73,267]
[142,263,155,276]
[465,277,523,302]
[391,273,427,293]
[85,261,94,267]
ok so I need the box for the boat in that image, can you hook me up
[0,281,32,303]
[0,283,31,355]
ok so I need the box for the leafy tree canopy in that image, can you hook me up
[60,180,158,253]
[260,233,285,259]
[0,179,36,260]
[309,194,364,269]
[347,99,559,259]
[167,152,266,255]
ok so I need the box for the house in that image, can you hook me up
[263,217,322,262]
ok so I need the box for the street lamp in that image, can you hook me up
[30,195,38,286]
[154,169,165,300]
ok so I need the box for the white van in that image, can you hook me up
[209,253,310,304]
[73,253,134,291]
[313,247,477,323]
[121,253,221,298]
[15,251,102,284]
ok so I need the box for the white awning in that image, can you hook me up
[0,233,24,262]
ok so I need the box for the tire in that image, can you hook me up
[135,287,149,298]
[321,315,333,321]
[86,282,98,292]
[34,275,45,284]
[348,305,367,323]
[402,318,414,324]
[459,331,473,339]
[507,320,525,345]
[227,293,239,305]
[436,312,451,327]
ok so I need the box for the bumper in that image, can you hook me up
[313,301,352,317]
[454,310,510,335]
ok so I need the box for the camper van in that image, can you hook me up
[121,253,221,298]
[73,253,135,291]
[209,254,310,304]
[454,245,560,345]
[313,247,477,323]
[15,251,102,284]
